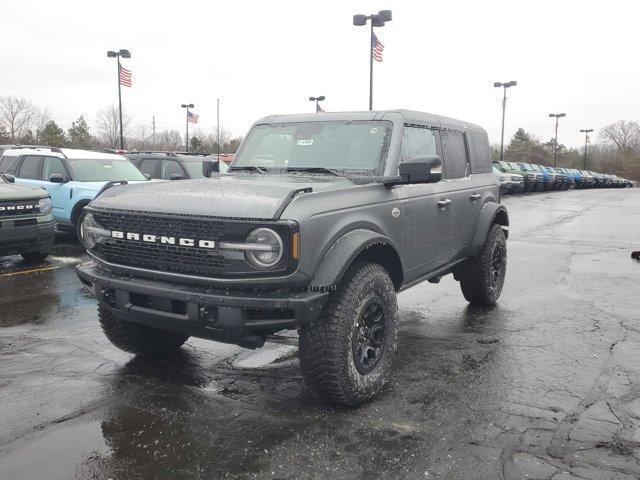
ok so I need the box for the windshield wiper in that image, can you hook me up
[228,165,266,174]
[286,166,342,176]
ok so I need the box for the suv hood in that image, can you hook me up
[91,174,356,220]
[0,182,49,201]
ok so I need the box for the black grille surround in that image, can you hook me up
[88,207,297,278]
[0,200,42,217]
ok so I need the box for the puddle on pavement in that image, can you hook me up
[0,421,110,480]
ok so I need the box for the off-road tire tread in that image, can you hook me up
[98,305,189,357]
[459,223,507,306]
[299,261,398,407]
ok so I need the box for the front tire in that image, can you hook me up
[458,224,507,306]
[299,262,399,406]
[98,305,189,357]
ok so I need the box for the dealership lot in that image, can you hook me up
[1,189,639,480]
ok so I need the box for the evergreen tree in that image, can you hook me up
[38,120,66,147]
[68,116,93,148]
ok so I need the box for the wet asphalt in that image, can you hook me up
[1,189,639,480]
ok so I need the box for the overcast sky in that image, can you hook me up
[2,0,638,147]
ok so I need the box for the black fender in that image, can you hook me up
[309,229,403,290]
[471,202,509,253]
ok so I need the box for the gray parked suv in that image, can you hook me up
[76,110,509,406]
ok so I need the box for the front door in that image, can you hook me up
[393,125,453,281]
[41,155,72,221]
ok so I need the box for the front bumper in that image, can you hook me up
[0,217,55,256]
[77,261,329,348]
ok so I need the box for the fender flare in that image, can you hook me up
[309,229,403,290]
[471,203,509,252]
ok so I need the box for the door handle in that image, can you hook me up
[469,193,482,201]
[437,198,452,210]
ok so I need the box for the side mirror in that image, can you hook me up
[2,173,15,183]
[49,173,65,183]
[398,155,442,184]
[169,173,184,181]
[202,160,219,178]
[144,173,151,180]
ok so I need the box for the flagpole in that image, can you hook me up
[217,98,220,158]
[117,55,124,149]
[186,106,189,153]
[369,22,374,111]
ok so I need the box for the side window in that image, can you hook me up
[161,160,185,179]
[42,156,68,181]
[138,158,160,178]
[400,125,438,162]
[468,132,491,174]
[441,131,469,179]
[0,155,20,174]
[18,155,43,180]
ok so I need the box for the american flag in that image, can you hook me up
[119,65,132,87]
[372,33,384,62]
[187,111,199,124]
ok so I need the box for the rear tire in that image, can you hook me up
[98,305,189,357]
[20,251,49,263]
[299,262,399,406]
[458,224,507,306]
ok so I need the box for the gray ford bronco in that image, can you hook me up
[76,110,508,406]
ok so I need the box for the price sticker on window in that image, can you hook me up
[296,139,314,146]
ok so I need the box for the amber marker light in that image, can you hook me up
[291,233,300,260]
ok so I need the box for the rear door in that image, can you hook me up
[440,130,477,258]
[161,159,187,180]
[15,155,44,190]
[393,124,453,279]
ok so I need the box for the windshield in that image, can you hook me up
[233,121,392,174]
[69,158,147,182]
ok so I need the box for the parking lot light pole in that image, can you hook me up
[580,128,594,170]
[493,81,517,162]
[181,103,194,152]
[107,49,131,150]
[549,113,566,167]
[309,96,325,112]
[353,10,392,111]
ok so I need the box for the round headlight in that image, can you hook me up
[245,228,283,269]
[79,212,110,250]
[37,197,52,214]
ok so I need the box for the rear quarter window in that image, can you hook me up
[468,131,491,174]
[0,154,20,174]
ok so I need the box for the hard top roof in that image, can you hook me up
[2,147,127,160]
[255,110,486,134]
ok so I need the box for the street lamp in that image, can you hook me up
[181,103,194,152]
[353,9,392,110]
[309,96,326,113]
[549,113,566,167]
[580,129,594,170]
[106,49,131,149]
[493,81,517,162]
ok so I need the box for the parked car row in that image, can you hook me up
[0,146,227,261]
[492,160,635,194]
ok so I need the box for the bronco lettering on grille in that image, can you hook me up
[111,230,216,249]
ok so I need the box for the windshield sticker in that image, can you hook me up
[296,139,314,146]
[370,127,378,134]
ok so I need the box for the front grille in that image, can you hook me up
[90,208,292,278]
[0,200,40,217]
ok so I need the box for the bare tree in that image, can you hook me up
[129,124,151,151]
[0,95,38,141]
[96,104,129,148]
[599,120,640,157]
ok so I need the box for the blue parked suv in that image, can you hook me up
[0,147,148,236]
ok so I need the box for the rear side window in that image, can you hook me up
[42,156,68,181]
[0,154,20,174]
[400,125,438,162]
[18,155,43,179]
[161,159,185,179]
[441,131,469,179]
[468,131,491,174]
[138,158,160,178]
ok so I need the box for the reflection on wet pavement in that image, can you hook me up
[1,190,640,479]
